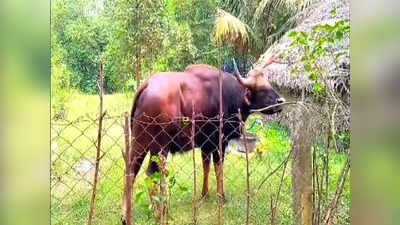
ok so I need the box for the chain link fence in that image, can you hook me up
[51,112,297,225]
[51,103,349,225]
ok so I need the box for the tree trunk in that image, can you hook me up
[291,112,313,225]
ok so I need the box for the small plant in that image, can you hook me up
[335,130,350,151]
[126,79,137,92]
[288,9,349,100]
[134,155,189,221]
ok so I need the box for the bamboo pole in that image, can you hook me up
[88,59,106,225]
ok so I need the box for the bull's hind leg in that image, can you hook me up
[201,152,211,199]
[212,150,225,201]
[130,148,147,180]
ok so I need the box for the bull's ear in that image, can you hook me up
[243,88,251,105]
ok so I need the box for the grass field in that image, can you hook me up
[51,93,349,225]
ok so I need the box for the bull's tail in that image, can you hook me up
[130,82,148,129]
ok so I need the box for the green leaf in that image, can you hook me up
[330,9,337,15]
[316,47,324,57]
[312,25,322,34]
[323,24,334,33]
[304,63,312,72]
[336,31,343,41]
[151,172,161,181]
[308,73,318,81]
[151,155,160,164]
[144,177,153,187]
[300,31,307,40]
[313,82,324,93]
[290,40,299,47]
[135,191,146,203]
[288,31,298,38]
[179,185,189,192]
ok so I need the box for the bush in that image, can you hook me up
[51,58,71,120]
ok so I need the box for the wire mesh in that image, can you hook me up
[51,109,342,225]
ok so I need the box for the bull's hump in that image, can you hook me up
[185,64,219,72]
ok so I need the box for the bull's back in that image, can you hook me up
[133,73,185,119]
[132,65,234,120]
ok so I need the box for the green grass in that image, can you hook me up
[51,93,350,225]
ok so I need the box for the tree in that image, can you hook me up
[105,0,167,91]
[290,111,313,225]
[219,0,314,59]
[51,0,110,93]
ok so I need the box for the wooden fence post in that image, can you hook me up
[192,104,198,224]
[121,112,133,225]
[216,40,224,225]
[159,152,168,225]
[88,59,106,225]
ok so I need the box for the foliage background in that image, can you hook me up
[50,1,351,224]
[51,0,312,115]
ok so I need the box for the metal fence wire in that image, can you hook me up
[51,112,295,225]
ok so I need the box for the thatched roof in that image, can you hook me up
[256,0,350,101]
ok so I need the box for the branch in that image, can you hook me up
[249,101,299,113]
[323,152,350,225]
[257,149,293,190]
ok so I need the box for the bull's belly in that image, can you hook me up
[167,131,240,154]
[169,135,192,154]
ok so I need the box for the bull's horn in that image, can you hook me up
[232,58,254,88]
[236,74,254,88]
[261,55,278,68]
[232,58,240,76]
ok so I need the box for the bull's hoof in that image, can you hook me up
[217,193,226,203]
[120,217,127,225]
[200,192,210,200]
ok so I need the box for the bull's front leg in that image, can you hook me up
[212,150,225,201]
[201,152,211,199]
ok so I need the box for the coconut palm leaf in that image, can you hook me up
[214,8,250,53]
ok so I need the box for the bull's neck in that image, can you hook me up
[237,85,251,121]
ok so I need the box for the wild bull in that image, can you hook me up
[129,55,285,200]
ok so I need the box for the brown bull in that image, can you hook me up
[129,55,284,200]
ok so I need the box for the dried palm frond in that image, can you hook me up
[214,8,249,53]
